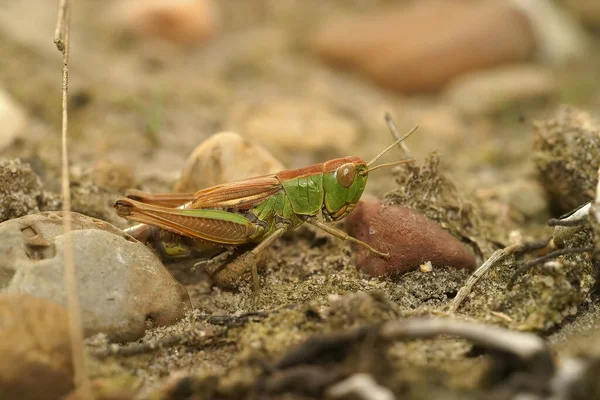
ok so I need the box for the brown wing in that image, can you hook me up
[115,198,257,244]
[125,189,196,208]
[191,176,283,209]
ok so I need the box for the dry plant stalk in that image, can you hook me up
[54,0,93,398]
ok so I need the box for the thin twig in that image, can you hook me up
[380,318,551,363]
[200,311,270,326]
[54,1,93,398]
[449,245,518,313]
[54,0,68,52]
[384,112,411,155]
[449,240,552,312]
[92,312,269,359]
[507,247,595,290]
[93,335,185,359]
[547,218,588,227]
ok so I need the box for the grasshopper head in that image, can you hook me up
[322,157,368,221]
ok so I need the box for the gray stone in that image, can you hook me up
[0,89,27,150]
[0,212,191,342]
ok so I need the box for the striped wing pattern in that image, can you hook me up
[116,198,256,245]
[191,176,283,209]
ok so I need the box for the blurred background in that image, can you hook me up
[0,0,599,228]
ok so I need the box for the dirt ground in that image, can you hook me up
[2,1,600,399]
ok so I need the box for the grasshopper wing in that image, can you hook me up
[191,176,283,209]
[125,189,196,208]
[115,198,258,244]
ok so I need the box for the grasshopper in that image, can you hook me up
[114,117,417,290]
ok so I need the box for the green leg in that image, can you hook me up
[248,226,287,292]
[304,217,390,259]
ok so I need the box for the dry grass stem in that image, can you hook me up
[54,0,93,398]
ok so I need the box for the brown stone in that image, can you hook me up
[345,198,476,277]
[565,0,600,31]
[0,294,73,400]
[114,0,219,45]
[313,1,536,93]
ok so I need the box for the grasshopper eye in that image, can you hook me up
[336,163,356,188]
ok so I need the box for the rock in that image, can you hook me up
[0,159,43,222]
[475,179,549,224]
[345,198,476,277]
[175,131,285,193]
[0,294,73,400]
[90,160,136,192]
[513,0,588,65]
[533,105,600,214]
[233,99,359,154]
[313,1,535,93]
[444,65,557,117]
[394,104,465,146]
[0,89,27,150]
[70,178,128,228]
[566,0,600,31]
[0,212,191,341]
[112,0,219,45]
[385,153,498,260]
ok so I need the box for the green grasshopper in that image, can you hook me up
[114,117,417,290]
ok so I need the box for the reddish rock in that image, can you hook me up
[313,1,536,93]
[114,0,219,45]
[345,198,476,277]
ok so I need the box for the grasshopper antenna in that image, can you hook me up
[363,158,415,174]
[385,112,411,155]
[366,120,418,167]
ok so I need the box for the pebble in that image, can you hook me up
[235,99,359,154]
[0,89,27,150]
[565,0,600,31]
[175,131,285,193]
[89,160,136,192]
[0,294,73,400]
[0,212,191,341]
[0,159,43,222]
[444,65,557,117]
[533,105,600,213]
[344,198,476,277]
[513,0,588,65]
[313,1,535,93]
[112,0,219,45]
[475,179,549,224]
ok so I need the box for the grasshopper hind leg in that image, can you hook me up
[248,226,288,293]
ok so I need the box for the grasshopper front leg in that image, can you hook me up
[304,216,390,259]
